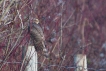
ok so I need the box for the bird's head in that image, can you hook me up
[34,19,39,24]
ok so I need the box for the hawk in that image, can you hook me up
[29,19,48,57]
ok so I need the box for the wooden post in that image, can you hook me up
[25,46,38,71]
[74,54,88,71]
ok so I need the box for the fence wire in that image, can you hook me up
[0,60,106,71]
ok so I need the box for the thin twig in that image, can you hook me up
[17,10,24,29]
[58,3,64,71]
[63,10,75,28]
[2,0,6,15]
[0,30,23,70]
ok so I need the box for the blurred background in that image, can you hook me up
[0,0,106,71]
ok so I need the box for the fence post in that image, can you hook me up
[25,46,38,71]
[74,54,88,71]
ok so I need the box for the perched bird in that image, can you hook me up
[29,19,48,57]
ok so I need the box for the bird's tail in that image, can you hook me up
[42,42,49,58]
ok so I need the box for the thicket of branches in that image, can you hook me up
[0,0,106,71]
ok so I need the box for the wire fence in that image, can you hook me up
[0,60,106,71]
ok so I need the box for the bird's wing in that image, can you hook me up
[32,23,45,40]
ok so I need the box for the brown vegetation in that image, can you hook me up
[0,0,106,71]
